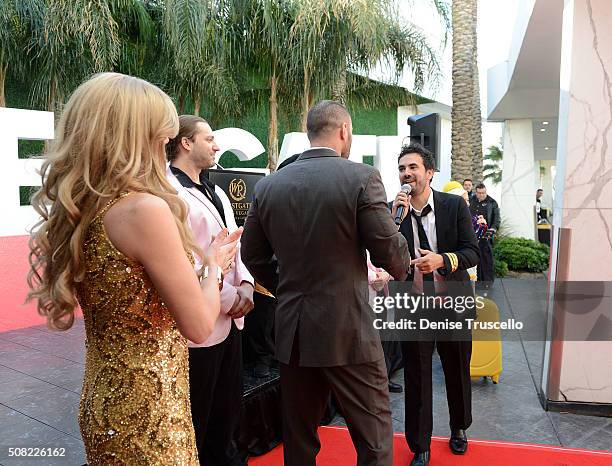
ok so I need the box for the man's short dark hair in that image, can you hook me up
[306,100,350,141]
[537,188,543,192]
[397,143,435,171]
[475,183,487,190]
[463,178,472,183]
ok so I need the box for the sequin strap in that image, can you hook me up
[95,192,133,221]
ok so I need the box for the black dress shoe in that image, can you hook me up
[409,451,429,466]
[449,428,468,454]
[388,381,403,393]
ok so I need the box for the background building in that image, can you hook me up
[487,0,612,411]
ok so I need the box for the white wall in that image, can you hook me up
[3,103,456,235]
[0,107,265,237]
[547,0,612,405]
[500,119,537,239]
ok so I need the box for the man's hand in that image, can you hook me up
[370,270,391,292]
[477,215,487,226]
[391,190,411,222]
[410,248,445,274]
[208,228,243,274]
[228,282,254,319]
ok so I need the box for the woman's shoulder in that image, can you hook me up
[107,192,171,221]
[102,192,177,262]
[103,192,174,239]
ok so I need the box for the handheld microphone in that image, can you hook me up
[394,183,412,225]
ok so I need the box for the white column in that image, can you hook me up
[500,119,537,239]
[540,159,556,212]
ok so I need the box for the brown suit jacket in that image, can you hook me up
[242,148,410,367]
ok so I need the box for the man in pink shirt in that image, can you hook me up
[166,115,254,466]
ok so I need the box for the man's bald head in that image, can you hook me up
[306,100,353,157]
[307,100,351,141]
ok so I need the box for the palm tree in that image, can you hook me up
[483,144,502,184]
[0,0,31,106]
[26,0,122,111]
[239,0,299,171]
[289,0,443,131]
[451,0,482,182]
[163,0,239,117]
[23,0,156,112]
[110,0,156,78]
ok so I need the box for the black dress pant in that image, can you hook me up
[280,340,393,466]
[401,338,472,453]
[242,292,275,367]
[189,322,244,466]
[477,238,495,283]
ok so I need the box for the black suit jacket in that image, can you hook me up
[395,189,479,298]
[242,148,411,367]
[469,195,500,231]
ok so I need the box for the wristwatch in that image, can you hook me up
[202,265,223,291]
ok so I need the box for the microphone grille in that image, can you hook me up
[401,183,412,195]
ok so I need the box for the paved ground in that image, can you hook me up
[0,278,610,465]
[332,278,612,452]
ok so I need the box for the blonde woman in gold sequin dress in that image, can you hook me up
[27,73,241,465]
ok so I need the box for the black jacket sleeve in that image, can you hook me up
[490,198,501,231]
[439,198,480,275]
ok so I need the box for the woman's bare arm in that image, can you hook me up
[104,193,239,343]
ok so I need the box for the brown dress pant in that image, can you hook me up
[280,342,393,466]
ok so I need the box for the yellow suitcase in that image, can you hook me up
[470,296,503,383]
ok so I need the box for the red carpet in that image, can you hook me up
[0,235,82,332]
[0,235,45,332]
[249,426,612,465]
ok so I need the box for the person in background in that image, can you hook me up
[536,188,545,222]
[243,283,276,378]
[469,183,500,288]
[442,181,486,284]
[167,115,254,466]
[243,154,305,379]
[462,178,474,201]
[277,153,301,170]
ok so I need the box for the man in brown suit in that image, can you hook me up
[242,100,410,466]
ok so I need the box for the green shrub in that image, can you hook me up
[494,259,509,277]
[493,237,550,273]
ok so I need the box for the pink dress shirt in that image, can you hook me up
[167,166,254,347]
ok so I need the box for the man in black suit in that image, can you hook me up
[242,100,411,466]
[391,144,479,466]
[469,183,500,288]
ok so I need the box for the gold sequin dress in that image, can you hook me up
[76,194,199,465]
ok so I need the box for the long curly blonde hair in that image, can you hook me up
[27,72,200,330]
